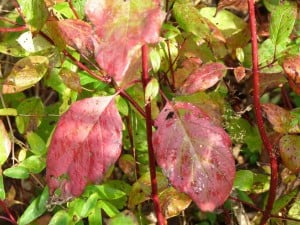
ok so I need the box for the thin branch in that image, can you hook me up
[67,0,80,19]
[141,44,165,225]
[0,200,17,225]
[0,26,27,32]
[247,1,278,225]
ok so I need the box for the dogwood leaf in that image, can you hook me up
[56,19,94,57]
[85,0,165,82]
[179,62,227,94]
[152,102,235,211]
[46,96,122,198]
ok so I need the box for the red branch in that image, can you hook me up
[248,1,278,225]
[0,26,27,32]
[0,200,17,225]
[141,45,165,225]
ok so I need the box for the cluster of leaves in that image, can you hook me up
[0,0,299,224]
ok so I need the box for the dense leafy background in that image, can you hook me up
[0,0,300,225]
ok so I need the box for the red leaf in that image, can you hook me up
[46,96,122,198]
[85,0,165,82]
[152,102,235,211]
[179,62,227,94]
[56,19,94,57]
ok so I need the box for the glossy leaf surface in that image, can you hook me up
[85,0,165,81]
[2,56,49,94]
[152,102,235,211]
[46,96,122,198]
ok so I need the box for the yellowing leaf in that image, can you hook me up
[2,56,49,94]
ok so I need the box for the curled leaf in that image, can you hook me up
[152,102,235,211]
[46,96,122,198]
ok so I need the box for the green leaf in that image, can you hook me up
[2,56,49,94]
[16,97,44,134]
[18,187,49,225]
[234,170,254,191]
[48,210,72,225]
[53,2,75,19]
[17,0,49,31]
[270,2,297,48]
[88,208,102,225]
[81,193,99,218]
[272,188,298,214]
[3,166,29,179]
[106,210,138,225]
[0,175,5,200]
[145,78,159,103]
[0,120,11,166]
[199,7,247,39]
[173,1,210,40]
[98,200,119,218]
[150,47,161,73]
[19,155,45,174]
[26,132,47,155]
[288,197,300,225]
[72,0,88,19]
[0,108,18,116]
[0,39,28,57]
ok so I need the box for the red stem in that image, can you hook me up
[141,45,165,225]
[0,200,17,225]
[248,1,278,225]
[0,26,27,32]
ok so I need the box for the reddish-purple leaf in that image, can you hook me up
[179,62,227,94]
[46,96,122,198]
[85,0,165,82]
[152,102,235,212]
[56,19,94,57]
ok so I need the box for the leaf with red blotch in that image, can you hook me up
[85,0,165,82]
[179,62,227,94]
[152,102,235,212]
[46,96,122,199]
[261,103,300,133]
[283,55,300,94]
[55,19,94,57]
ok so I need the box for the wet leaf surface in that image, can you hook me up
[152,102,235,211]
